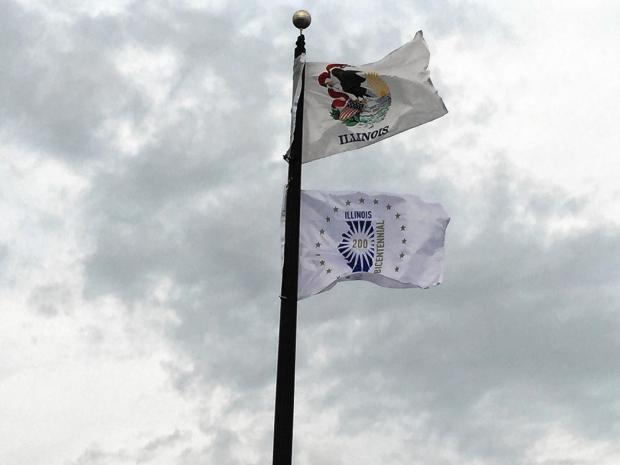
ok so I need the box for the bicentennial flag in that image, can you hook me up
[298,31,447,163]
[294,190,450,299]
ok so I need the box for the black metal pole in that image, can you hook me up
[272,33,306,465]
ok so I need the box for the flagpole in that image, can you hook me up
[272,10,310,465]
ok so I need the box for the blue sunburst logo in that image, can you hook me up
[338,221,376,272]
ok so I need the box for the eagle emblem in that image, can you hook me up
[318,64,391,127]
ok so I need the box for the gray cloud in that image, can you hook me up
[28,283,72,317]
[3,1,620,464]
[70,448,129,465]
[0,243,7,272]
[68,429,191,465]
[137,429,189,463]
[0,1,144,162]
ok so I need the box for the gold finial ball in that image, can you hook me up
[292,10,311,30]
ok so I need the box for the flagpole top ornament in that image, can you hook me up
[292,10,311,31]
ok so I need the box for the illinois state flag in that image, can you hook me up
[294,190,450,299]
[297,31,447,163]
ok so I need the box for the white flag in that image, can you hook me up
[287,52,305,150]
[295,190,450,300]
[300,31,447,163]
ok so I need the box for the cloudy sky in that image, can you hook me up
[2,1,620,464]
